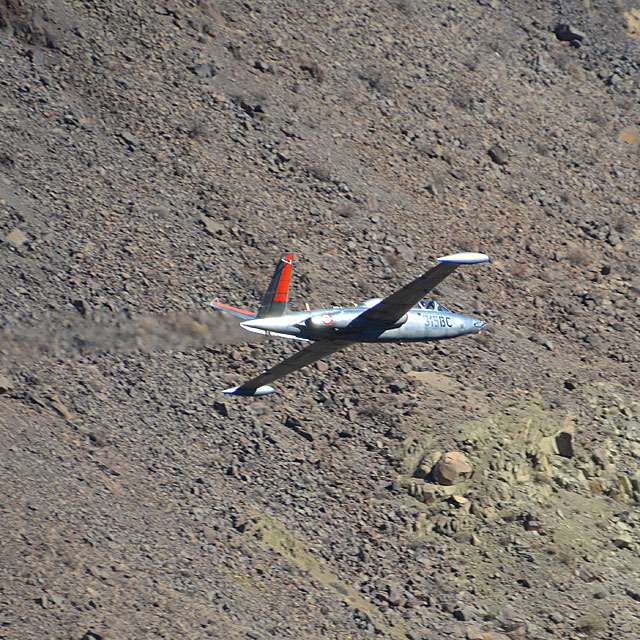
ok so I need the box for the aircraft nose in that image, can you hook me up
[472,319,486,333]
[461,315,485,334]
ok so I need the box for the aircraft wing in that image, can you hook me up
[223,340,350,395]
[357,252,489,325]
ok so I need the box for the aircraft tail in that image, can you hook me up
[255,252,293,318]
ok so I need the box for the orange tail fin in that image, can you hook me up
[255,252,294,318]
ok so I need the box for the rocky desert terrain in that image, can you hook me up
[1,0,640,638]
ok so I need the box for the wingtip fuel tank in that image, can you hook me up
[438,252,490,264]
[223,384,276,396]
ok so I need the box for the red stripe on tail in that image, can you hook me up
[275,255,293,295]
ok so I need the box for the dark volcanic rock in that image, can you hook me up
[554,23,586,44]
[1,0,639,638]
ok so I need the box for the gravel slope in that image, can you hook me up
[1,1,640,638]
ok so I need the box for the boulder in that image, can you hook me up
[555,428,574,457]
[432,451,472,485]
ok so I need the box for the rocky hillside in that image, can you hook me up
[1,1,639,638]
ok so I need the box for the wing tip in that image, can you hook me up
[223,385,276,396]
[438,252,490,264]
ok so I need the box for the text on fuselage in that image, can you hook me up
[425,314,453,328]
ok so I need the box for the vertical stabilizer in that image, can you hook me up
[255,252,294,318]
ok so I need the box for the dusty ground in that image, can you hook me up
[1,1,640,638]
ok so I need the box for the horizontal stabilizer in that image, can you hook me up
[209,300,257,319]
[223,384,276,396]
[438,252,489,264]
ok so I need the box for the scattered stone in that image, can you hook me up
[625,585,640,602]
[588,477,603,494]
[531,451,551,473]
[452,604,474,621]
[386,583,404,607]
[498,604,521,632]
[5,227,27,247]
[408,481,437,505]
[213,400,231,417]
[202,526,217,543]
[531,54,551,74]
[517,575,533,588]
[232,516,249,533]
[395,244,415,263]
[538,435,558,456]
[201,217,225,236]
[388,379,409,393]
[555,428,574,457]
[88,431,108,447]
[0,150,14,168]
[432,452,472,486]
[450,495,469,507]
[612,532,633,549]
[414,450,441,478]
[254,59,273,73]
[0,375,14,393]
[625,8,640,38]
[549,611,565,624]
[73,298,91,316]
[488,144,508,166]
[554,24,585,44]
[592,447,609,468]
[51,398,73,420]
[465,626,491,640]
[618,127,640,146]
[118,131,139,148]
[618,475,633,497]
[190,61,217,78]
[522,511,544,532]
[284,415,313,441]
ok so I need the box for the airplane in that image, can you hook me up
[209,251,489,395]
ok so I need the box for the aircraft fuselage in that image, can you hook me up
[241,307,485,343]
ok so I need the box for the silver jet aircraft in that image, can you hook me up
[210,251,489,395]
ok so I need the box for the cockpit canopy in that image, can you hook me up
[356,298,451,312]
[416,299,451,312]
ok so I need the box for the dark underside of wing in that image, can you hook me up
[225,340,349,393]
[355,260,460,325]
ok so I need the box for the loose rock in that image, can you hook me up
[554,24,585,44]
[0,375,14,393]
[488,144,508,166]
[5,228,27,247]
[555,428,574,458]
[432,452,472,485]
